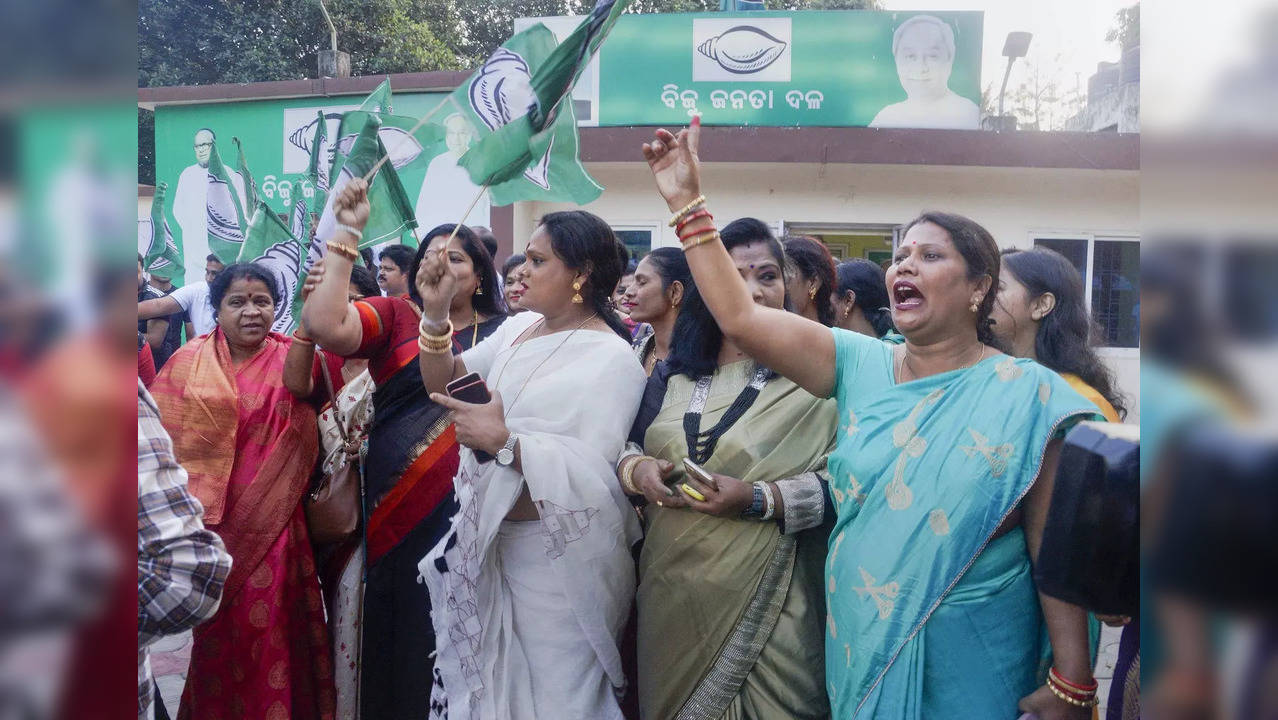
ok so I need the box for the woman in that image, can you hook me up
[151,263,335,720]
[833,259,899,341]
[642,118,1103,719]
[407,199,645,719]
[501,253,526,314]
[622,219,836,719]
[621,247,690,376]
[284,263,381,719]
[299,225,505,719]
[991,247,1125,422]
[782,235,838,327]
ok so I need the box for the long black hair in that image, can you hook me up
[782,235,838,326]
[408,223,503,317]
[538,211,631,340]
[836,258,895,337]
[348,264,382,299]
[999,247,1127,418]
[901,211,1002,348]
[642,246,693,295]
[208,262,279,310]
[667,218,786,378]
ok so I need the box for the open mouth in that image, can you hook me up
[892,281,924,311]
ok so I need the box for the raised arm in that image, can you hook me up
[414,242,467,395]
[138,294,181,321]
[300,180,367,356]
[642,118,837,398]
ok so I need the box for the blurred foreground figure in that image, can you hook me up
[137,380,231,720]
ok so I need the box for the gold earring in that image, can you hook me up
[475,286,483,296]
[808,286,818,300]
[571,281,583,304]
[970,301,979,313]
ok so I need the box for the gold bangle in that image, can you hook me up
[325,240,359,261]
[418,332,453,349]
[681,230,720,251]
[667,195,707,227]
[619,455,642,495]
[418,318,454,342]
[417,337,452,355]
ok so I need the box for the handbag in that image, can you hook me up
[304,355,363,546]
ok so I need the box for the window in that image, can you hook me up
[612,224,657,262]
[1033,235,1140,348]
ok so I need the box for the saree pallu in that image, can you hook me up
[824,329,1101,719]
[421,313,646,720]
[638,361,837,720]
[151,330,334,720]
[359,316,504,720]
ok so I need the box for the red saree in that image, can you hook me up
[151,329,335,720]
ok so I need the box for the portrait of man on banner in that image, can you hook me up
[869,14,980,130]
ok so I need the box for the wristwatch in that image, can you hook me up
[740,482,765,519]
[496,434,519,467]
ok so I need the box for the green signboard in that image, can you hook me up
[596,11,982,128]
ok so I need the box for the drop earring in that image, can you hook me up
[571,281,583,304]
[970,300,979,313]
[475,286,483,296]
[808,286,818,301]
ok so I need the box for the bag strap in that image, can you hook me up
[317,350,350,445]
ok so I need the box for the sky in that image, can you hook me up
[878,0,1132,102]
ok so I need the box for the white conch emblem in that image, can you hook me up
[249,239,304,332]
[206,176,243,245]
[468,48,537,132]
[336,127,423,170]
[697,25,787,75]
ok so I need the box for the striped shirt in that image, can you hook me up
[137,380,231,720]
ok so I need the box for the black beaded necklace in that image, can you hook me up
[683,365,773,465]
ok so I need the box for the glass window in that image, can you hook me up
[1092,240,1140,348]
[615,229,653,262]
[1034,237,1088,281]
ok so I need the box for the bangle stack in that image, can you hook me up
[670,196,720,251]
[418,318,455,355]
[1046,667,1098,708]
[618,455,651,496]
[667,195,707,227]
[325,240,359,262]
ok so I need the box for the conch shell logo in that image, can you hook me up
[467,46,555,190]
[697,25,787,75]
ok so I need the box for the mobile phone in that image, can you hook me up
[681,458,718,491]
[444,372,494,462]
[446,372,491,405]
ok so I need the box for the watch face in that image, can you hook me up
[496,447,515,465]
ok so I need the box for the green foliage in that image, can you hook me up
[1104,4,1139,51]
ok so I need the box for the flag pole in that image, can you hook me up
[360,100,451,183]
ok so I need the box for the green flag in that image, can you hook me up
[233,137,259,211]
[141,182,184,281]
[206,140,249,264]
[442,0,629,205]
[305,109,329,214]
[237,200,307,332]
[359,77,393,113]
[335,110,447,174]
[317,114,418,250]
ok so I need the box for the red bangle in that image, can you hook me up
[1049,667,1097,693]
[676,209,714,237]
[292,331,314,344]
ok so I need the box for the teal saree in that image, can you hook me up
[824,328,1101,718]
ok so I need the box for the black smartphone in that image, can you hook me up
[444,372,494,462]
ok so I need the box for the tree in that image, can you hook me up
[1007,54,1083,132]
[1105,4,1139,51]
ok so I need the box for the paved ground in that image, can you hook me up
[150,625,1123,717]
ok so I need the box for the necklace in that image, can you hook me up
[489,312,598,418]
[898,342,986,383]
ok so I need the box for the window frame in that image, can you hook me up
[1028,230,1140,355]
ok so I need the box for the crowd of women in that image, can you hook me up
[143,117,1132,720]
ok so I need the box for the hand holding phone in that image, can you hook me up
[445,372,495,462]
[681,458,718,491]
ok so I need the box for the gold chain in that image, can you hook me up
[898,343,986,383]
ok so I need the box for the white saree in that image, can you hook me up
[420,312,646,720]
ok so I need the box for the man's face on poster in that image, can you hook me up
[194,129,215,168]
[894,21,954,102]
[445,115,474,158]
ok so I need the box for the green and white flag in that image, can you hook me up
[335,110,447,175]
[233,137,259,213]
[359,77,393,113]
[316,114,418,250]
[443,0,629,205]
[237,200,307,333]
[206,140,249,264]
[140,182,184,281]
